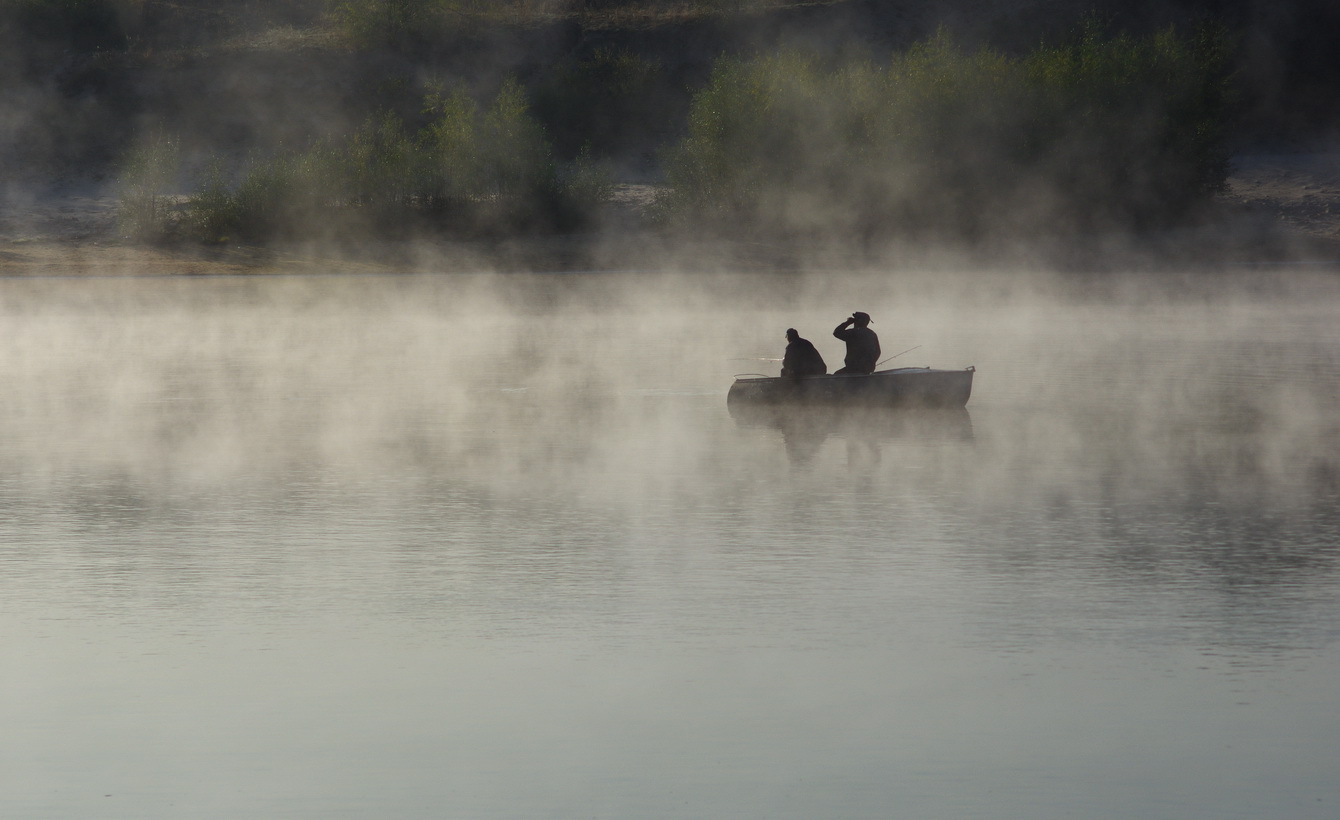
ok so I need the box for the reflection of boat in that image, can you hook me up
[729,402,974,442]
[728,366,974,408]
[730,402,973,464]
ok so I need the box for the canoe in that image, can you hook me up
[727,366,974,408]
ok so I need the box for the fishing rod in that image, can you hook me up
[876,345,921,367]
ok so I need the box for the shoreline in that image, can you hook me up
[3,153,1339,278]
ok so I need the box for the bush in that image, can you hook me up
[661,24,1235,239]
[183,147,345,242]
[162,79,610,243]
[115,133,181,241]
[420,77,573,230]
[1021,21,1234,226]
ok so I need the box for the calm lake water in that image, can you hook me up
[3,268,1338,819]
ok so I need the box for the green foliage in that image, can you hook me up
[420,87,481,204]
[662,24,1235,237]
[183,161,239,242]
[171,80,609,243]
[342,112,420,210]
[559,146,615,217]
[478,78,554,203]
[1021,21,1235,221]
[185,147,344,242]
[115,133,180,241]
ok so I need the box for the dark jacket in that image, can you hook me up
[833,324,880,374]
[781,336,827,378]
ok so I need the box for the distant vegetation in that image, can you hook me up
[661,24,1235,238]
[119,81,610,242]
[107,12,1234,243]
[6,1,1305,245]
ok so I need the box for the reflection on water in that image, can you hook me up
[730,403,974,464]
[2,271,1340,819]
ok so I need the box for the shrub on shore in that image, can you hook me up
[660,23,1235,239]
[115,133,182,241]
[119,80,610,243]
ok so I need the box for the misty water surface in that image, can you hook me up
[2,269,1339,819]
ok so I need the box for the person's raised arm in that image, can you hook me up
[833,317,854,338]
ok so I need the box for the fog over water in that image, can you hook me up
[3,267,1339,818]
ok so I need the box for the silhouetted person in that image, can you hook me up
[832,311,880,375]
[780,328,827,378]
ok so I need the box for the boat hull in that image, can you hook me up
[727,366,974,408]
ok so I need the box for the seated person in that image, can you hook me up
[780,328,827,378]
[832,312,880,374]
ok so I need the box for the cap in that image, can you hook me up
[852,311,871,323]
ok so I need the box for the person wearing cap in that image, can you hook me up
[832,311,880,374]
[780,328,827,378]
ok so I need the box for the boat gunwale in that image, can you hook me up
[731,365,974,384]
